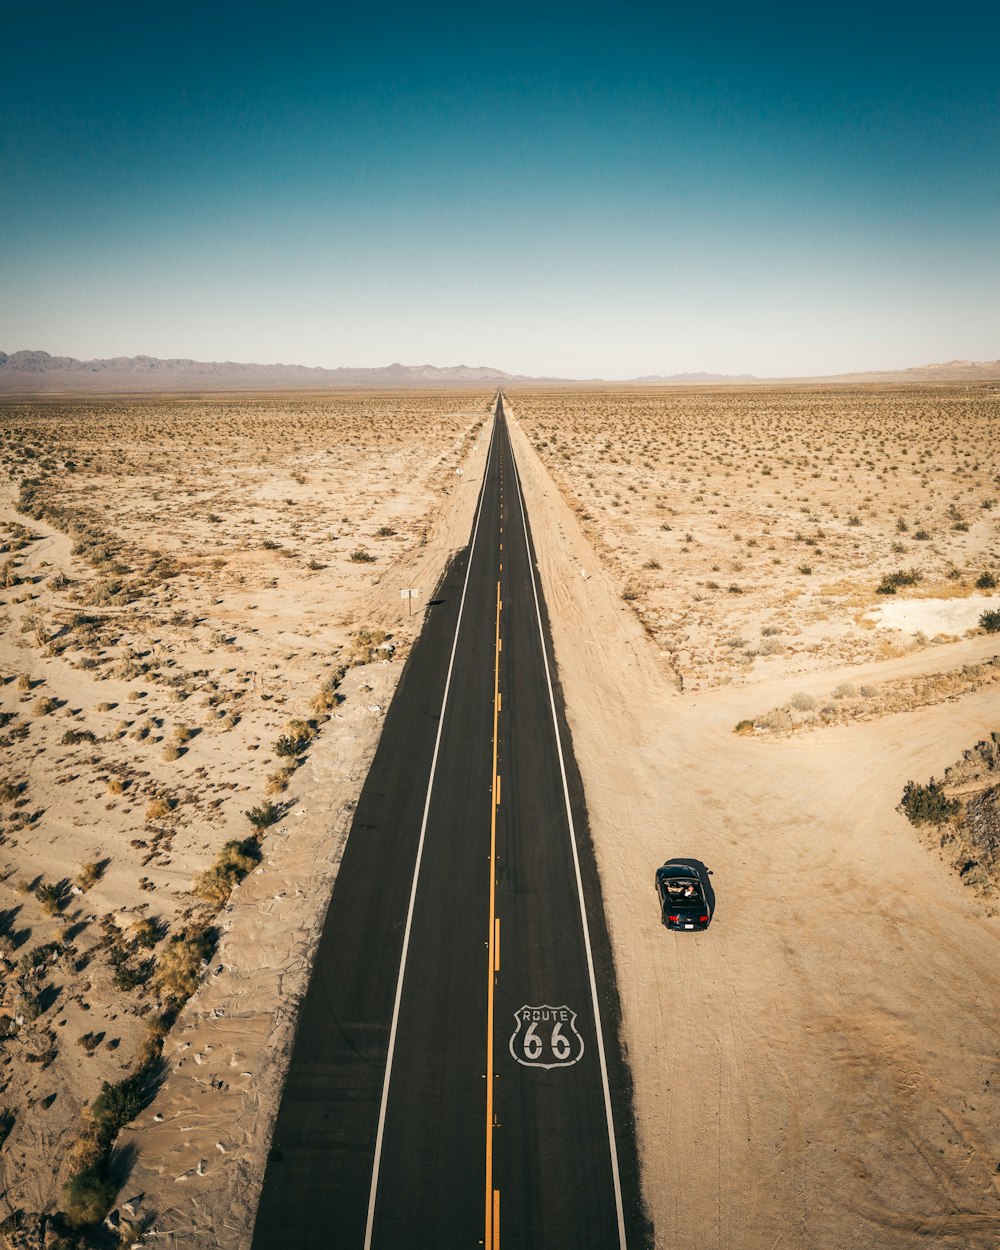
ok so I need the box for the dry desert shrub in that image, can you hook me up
[899,736,1000,899]
[195,837,262,904]
[153,927,215,1003]
[145,797,173,821]
[75,861,103,890]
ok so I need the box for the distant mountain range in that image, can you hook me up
[633,371,758,383]
[0,349,998,393]
[0,350,532,391]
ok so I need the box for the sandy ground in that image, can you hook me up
[4,383,999,1248]
[868,593,999,635]
[0,392,493,1241]
[505,387,1000,1249]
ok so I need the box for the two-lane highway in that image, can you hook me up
[251,395,648,1248]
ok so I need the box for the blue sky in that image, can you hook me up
[2,1,998,377]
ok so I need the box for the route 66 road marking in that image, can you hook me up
[509,1004,585,1069]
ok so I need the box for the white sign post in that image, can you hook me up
[400,588,420,617]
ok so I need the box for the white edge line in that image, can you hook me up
[363,410,499,1249]
[505,397,629,1250]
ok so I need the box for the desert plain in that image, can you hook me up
[1,383,999,1247]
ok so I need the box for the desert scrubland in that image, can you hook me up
[0,392,490,1245]
[515,384,1000,689]
[506,384,1000,1250]
[2,381,998,1250]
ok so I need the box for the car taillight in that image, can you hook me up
[700,915,708,923]
[668,914,679,923]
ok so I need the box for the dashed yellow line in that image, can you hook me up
[485,578,501,1246]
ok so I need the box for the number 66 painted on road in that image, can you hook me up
[509,1004,585,1069]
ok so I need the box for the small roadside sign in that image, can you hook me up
[400,588,420,616]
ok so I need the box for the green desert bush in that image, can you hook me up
[900,779,960,826]
[975,571,997,590]
[876,568,923,595]
[245,800,281,829]
[62,1167,117,1230]
[90,1076,144,1140]
[980,609,1000,633]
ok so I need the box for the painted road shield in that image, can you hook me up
[508,1004,585,1069]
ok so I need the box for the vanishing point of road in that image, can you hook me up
[251,395,648,1248]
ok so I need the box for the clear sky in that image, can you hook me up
[2,0,998,378]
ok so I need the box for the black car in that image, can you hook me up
[655,862,710,930]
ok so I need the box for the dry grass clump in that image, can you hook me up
[740,657,1000,735]
[194,837,262,904]
[145,797,173,821]
[75,861,104,891]
[273,718,314,759]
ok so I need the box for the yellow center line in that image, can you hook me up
[486,578,501,1246]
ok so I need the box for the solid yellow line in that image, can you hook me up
[494,917,500,971]
[493,1189,501,1250]
[486,578,501,1246]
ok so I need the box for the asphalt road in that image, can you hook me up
[251,396,648,1249]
